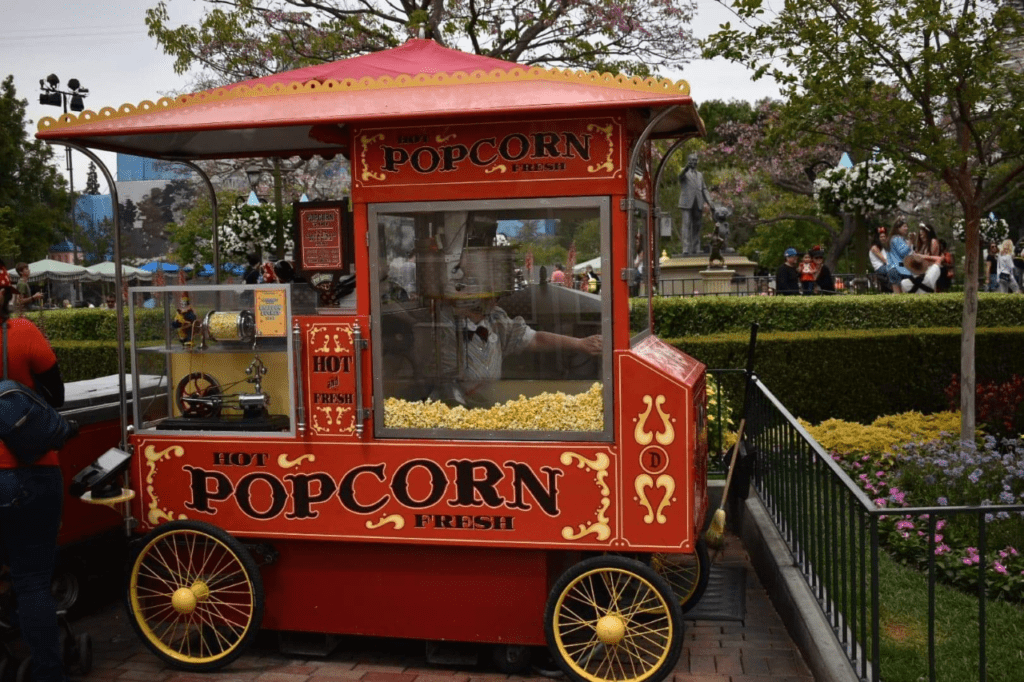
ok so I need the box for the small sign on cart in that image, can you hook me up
[254,288,287,337]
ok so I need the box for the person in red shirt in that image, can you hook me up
[0,262,67,682]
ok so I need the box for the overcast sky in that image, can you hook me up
[2,0,781,193]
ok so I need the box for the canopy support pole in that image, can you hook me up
[45,143,128,451]
[174,161,220,283]
[626,106,680,319]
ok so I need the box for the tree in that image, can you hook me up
[84,162,101,195]
[145,0,699,89]
[704,0,1024,443]
[0,75,71,261]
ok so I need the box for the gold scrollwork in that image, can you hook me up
[359,134,386,181]
[436,133,456,143]
[560,451,611,541]
[586,123,615,173]
[277,453,315,469]
[366,514,406,530]
[143,445,188,525]
[634,473,676,525]
[635,395,674,446]
[484,164,507,174]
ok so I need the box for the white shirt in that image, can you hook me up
[869,247,888,271]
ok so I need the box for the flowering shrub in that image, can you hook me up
[944,374,1024,439]
[220,203,294,260]
[706,374,735,457]
[813,157,910,217]
[952,216,1009,244]
[801,411,960,461]
[815,413,1024,604]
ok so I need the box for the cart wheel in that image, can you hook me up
[175,373,222,418]
[651,538,711,614]
[126,520,264,671]
[71,633,92,676]
[14,658,28,682]
[491,644,532,675]
[545,556,683,682]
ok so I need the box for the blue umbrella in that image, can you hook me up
[140,261,180,273]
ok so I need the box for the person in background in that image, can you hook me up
[919,223,941,256]
[996,239,1021,294]
[798,252,817,295]
[985,242,999,291]
[811,247,835,294]
[937,239,954,292]
[243,253,261,285]
[104,294,116,310]
[0,262,67,682]
[775,247,800,296]
[869,227,891,292]
[887,217,942,293]
[550,263,567,286]
[14,263,42,312]
[585,264,601,294]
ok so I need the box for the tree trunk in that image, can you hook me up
[824,213,857,272]
[960,205,980,446]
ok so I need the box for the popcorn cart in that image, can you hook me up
[36,38,710,682]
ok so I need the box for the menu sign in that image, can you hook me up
[297,205,343,271]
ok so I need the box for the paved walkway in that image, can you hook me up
[70,533,813,682]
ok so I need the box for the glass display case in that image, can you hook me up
[128,284,295,436]
[369,197,612,441]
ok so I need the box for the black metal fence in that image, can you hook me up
[743,377,1024,682]
[657,273,888,297]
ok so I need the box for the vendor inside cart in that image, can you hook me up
[434,295,601,407]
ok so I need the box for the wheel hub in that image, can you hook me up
[596,614,626,645]
[171,588,197,614]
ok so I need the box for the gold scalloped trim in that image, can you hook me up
[37,67,691,132]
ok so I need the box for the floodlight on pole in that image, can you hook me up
[39,74,90,264]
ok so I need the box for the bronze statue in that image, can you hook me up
[677,153,717,255]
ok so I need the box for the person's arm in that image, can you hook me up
[528,332,602,356]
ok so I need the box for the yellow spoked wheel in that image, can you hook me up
[545,556,683,682]
[651,538,711,614]
[126,520,264,671]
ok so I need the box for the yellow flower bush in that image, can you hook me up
[801,411,961,459]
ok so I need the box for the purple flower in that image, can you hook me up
[938,497,948,506]
[935,543,951,555]
[896,520,915,530]
[969,468,983,483]
[994,562,1008,575]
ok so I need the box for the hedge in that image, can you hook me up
[635,293,1024,337]
[24,309,165,342]
[673,327,1024,424]
[53,341,129,382]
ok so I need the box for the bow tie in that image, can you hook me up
[463,326,489,343]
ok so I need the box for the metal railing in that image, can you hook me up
[743,377,1024,682]
[657,273,886,297]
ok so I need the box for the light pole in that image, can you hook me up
[39,74,88,264]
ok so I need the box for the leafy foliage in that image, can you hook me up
[145,0,700,88]
[703,0,1024,442]
[0,75,71,261]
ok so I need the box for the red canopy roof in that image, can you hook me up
[231,39,519,90]
[36,39,703,159]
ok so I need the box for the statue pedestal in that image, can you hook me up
[698,268,735,295]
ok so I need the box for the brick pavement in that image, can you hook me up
[69,533,812,682]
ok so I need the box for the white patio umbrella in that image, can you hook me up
[22,259,88,282]
[83,262,154,282]
[572,256,602,275]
